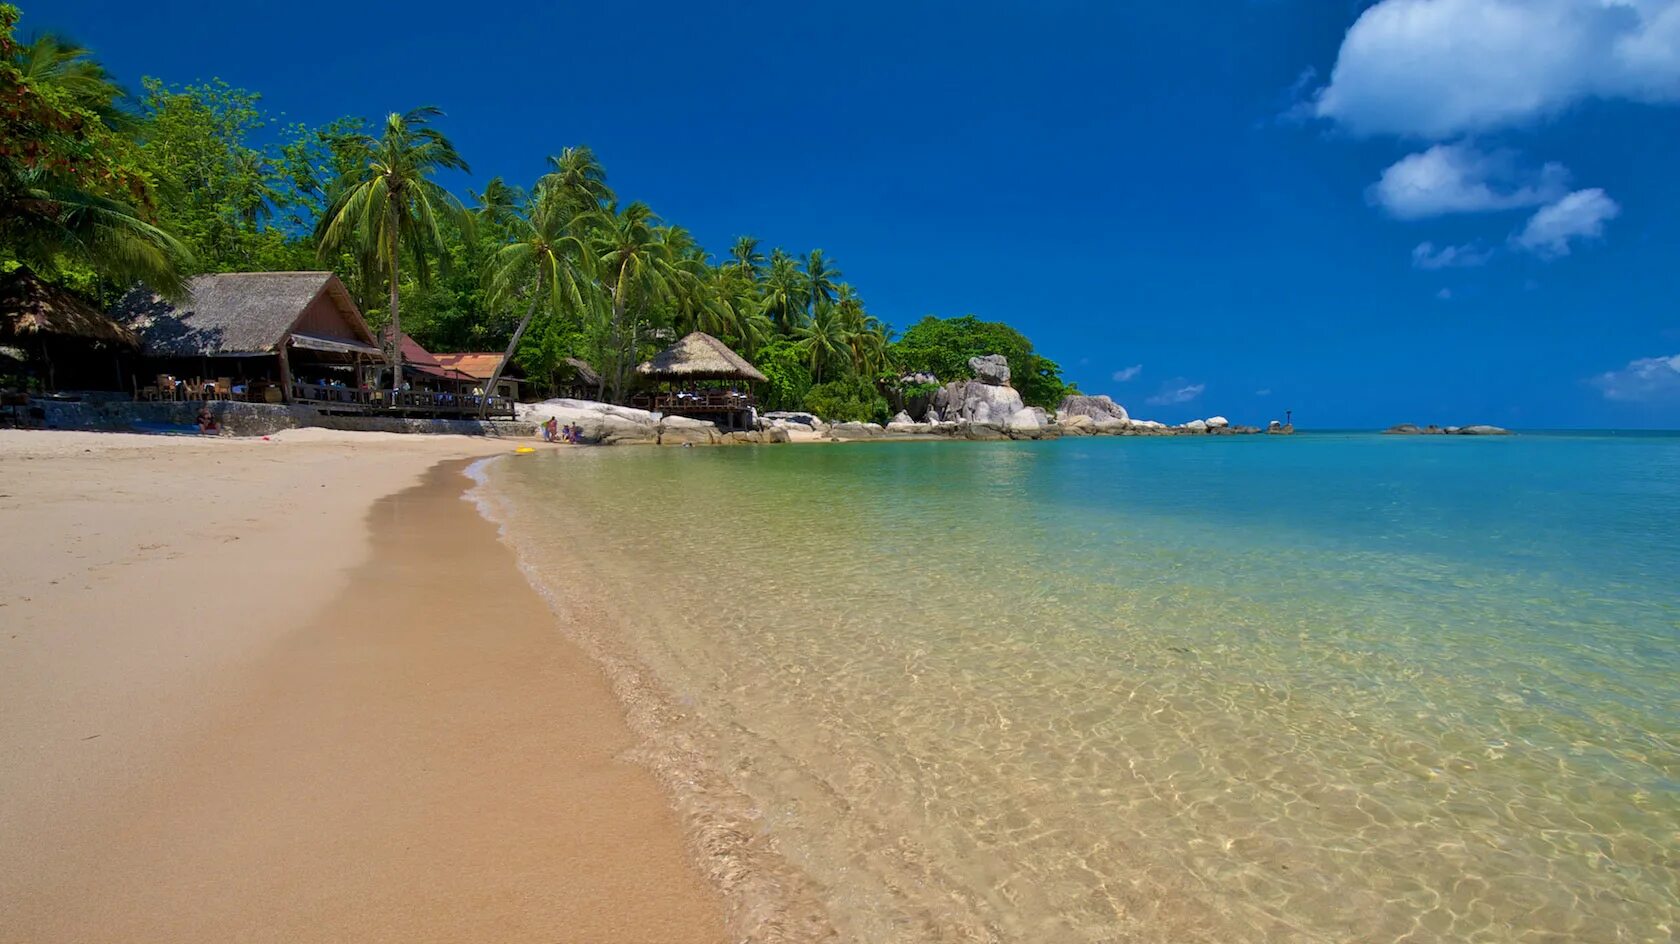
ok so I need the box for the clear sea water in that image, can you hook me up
[475,432,1680,943]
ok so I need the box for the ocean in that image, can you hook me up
[473,432,1680,943]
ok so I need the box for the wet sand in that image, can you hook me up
[0,430,725,943]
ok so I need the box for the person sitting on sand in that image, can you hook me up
[195,407,219,435]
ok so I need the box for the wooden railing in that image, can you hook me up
[648,390,755,413]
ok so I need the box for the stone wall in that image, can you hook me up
[30,399,535,438]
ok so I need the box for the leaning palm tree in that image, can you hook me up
[542,146,613,216]
[478,190,592,416]
[314,107,469,386]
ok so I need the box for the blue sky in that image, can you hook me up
[34,0,1680,427]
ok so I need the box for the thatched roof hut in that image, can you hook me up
[635,331,766,384]
[115,272,380,358]
[563,357,600,388]
[1,270,137,347]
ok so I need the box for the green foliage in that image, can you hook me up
[803,376,889,424]
[754,337,812,412]
[890,315,1072,409]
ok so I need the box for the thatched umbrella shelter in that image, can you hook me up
[561,357,601,399]
[634,331,766,429]
[1,269,139,392]
[636,331,767,384]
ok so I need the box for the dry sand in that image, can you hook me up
[0,429,725,943]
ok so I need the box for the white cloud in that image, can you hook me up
[1314,0,1680,138]
[1591,352,1680,401]
[1146,381,1206,406]
[1370,145,1568,219]
[1512,188,1622,257]
[1412,240,1495,269]
[1436,288,1454,300]
[1255,388,1273,397]
[1111,364,1142,382]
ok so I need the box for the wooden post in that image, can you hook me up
[277,342,293,404]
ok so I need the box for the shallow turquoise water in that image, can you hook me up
[484,433,1680,942]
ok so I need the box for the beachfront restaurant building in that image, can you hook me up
[430,352,525,402]
[633,331,767,431]
[115,272,384,408]
[2,268,141,394]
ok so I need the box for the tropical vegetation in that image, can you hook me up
[0,3,1072,417]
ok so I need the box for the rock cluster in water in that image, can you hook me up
[1384,423,1510,436]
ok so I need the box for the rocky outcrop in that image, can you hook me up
[1057,395,1129,424]
[828,421,885,440]
[968,354,1011,385]
[1385,423,1511,436]
[1206,416,1229,429]
[932,379,1026,426]
[1183,419,1208,432]
[888,410,916,427]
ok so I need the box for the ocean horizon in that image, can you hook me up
[477,432,1679,942]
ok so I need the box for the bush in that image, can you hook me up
[803,377,890,424]
[753,338,813,412]
[889,315,1073,409]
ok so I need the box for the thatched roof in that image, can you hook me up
[636,332,767,383]
[563,357,600,387]
[115,272,372,357]
[1,270,138,346]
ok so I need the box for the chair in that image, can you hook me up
[215,378,232,401]
[156,375,175,401]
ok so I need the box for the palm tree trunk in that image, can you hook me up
[479,279,543,417]
[386,207,402,392]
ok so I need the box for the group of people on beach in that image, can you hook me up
[541,417,581,444]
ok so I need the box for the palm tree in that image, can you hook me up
[542,146,613,216]
[802,249,841,316]
[795,302,847,383]
[761,249,806,334]
[0,35,190,294]
[478,183,591,416]
[470,176,525,231]
[583,202,681,400]
[834,284,890,376]
[314,107,470,386]
[729,236,765,281]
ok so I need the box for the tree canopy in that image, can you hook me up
[0,2,1075,416]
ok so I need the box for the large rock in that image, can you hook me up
[828,421,884,440]
[1457,425,1511,435]
[1205,416,1229,429]
[657,415,719,445]
[968,354,1011,385]
[1183,419,1208,432]
[888,410,916,427]
[1004,407,1041,431]
[931,379,1025,425]
[1057,395,1129,424]
[520,398,660,444]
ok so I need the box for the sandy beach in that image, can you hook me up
[0,429,725,943]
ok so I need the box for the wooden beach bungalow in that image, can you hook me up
[633,331,767,430]
[1,268,140,393]
[431,352,525,401]
[378,332,514,417]
[559,357,602,400]
[114,272,384,409]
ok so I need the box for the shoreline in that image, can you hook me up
[0,430,725,943]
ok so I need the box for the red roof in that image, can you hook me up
[379,329,476,382]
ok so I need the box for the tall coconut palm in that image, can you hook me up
[314,107,469,386]
[729,235,765,281]
[835,284,889,376]
[761,249,806,334]
[795,302,847,383]
[478,185,591,416]
[584,202,681,400]
[542,146,612,216]
[802,249,841,316]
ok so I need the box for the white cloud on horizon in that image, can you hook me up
[1255,388,1273,397]
[1512,188,1622,257]
[1111,364,1143,382]
[1591,352,1680,401]
[1370,145,1568,219]
[1412,240,1495,269]
[1436,288,1454,300]
[1313,0,1680,138]
[1146,381,1206,406]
